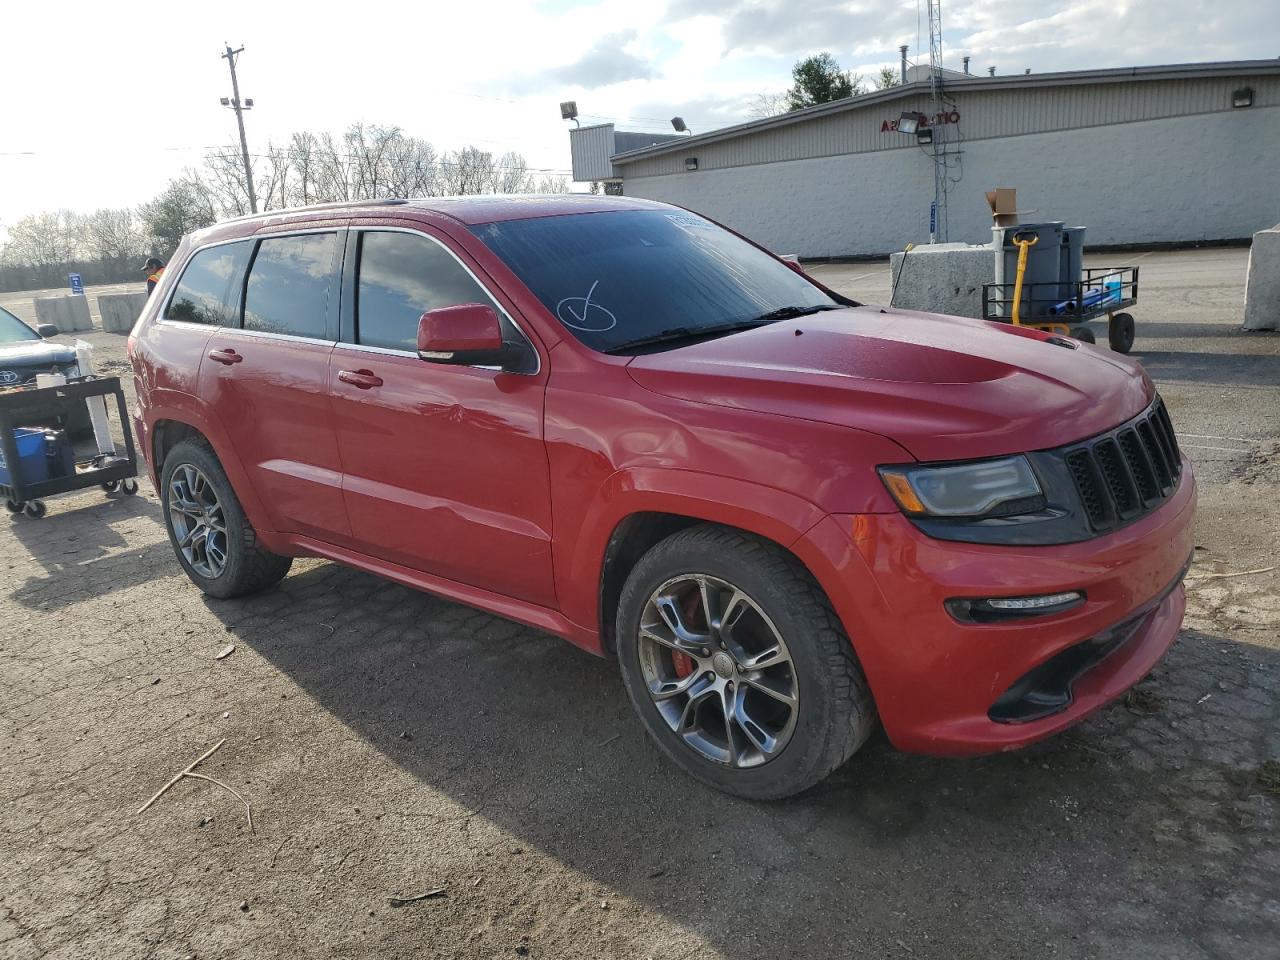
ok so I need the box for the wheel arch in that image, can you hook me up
[147,407,280,552]
[570,468,839,654]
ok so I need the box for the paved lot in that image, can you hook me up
[2,249,1278,959]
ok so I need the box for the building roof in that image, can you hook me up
[610,58,1280,165]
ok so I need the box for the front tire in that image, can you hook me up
[160,439,292,599]
[616,525,876,799]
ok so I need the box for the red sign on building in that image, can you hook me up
[881,110,961,133]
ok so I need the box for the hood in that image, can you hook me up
[626,307,1153,462]
[0,340,78,379]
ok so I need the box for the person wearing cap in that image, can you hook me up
[142,257,165,296]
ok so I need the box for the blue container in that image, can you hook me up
[0,428,50,487]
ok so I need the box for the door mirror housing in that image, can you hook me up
[36,323,59,338]
[417,304,514,368]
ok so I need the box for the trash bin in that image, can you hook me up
[1060,226,1086,301]
[0,428,51,487]
[993,222,1064,319]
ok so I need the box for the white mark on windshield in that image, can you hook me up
[556,280,618,332]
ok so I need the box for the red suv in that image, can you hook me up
[129,196,1195,798]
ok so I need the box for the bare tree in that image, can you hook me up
[440,146,494,196]
[1,211,83,270]
[746,91,791,120]
[533,175,569,193]
[258,143,292,211]
[198,148,258,217]
[84,209,145,262]
[314,132,353,203]
[383,133,439,198]
[288,132,320,206]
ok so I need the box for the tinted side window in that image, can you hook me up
[244,233,339,339]
[165,241,253,326]
[356,231,502,351]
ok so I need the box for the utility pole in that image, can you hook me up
[220,43,258,214]
[926,0,947,243]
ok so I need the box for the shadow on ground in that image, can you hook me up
[6,494,170,609]
[1134,349,1280,388]
[201,560,1280,959]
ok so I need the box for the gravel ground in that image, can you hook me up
[2,248,1277,959]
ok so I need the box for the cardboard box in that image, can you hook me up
[985,187,1020,227]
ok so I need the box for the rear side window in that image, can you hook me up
[165,241,253,326]
[355,231,503,351]
[244,233,339,339]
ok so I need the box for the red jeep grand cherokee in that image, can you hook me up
[129,196,1195,798]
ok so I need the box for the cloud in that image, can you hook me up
[664,0,1280,78]
[668,0,917,58]
[509,30,659,93]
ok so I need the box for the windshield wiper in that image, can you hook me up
[747,304,841,323]
[603,319,775,355]
[603,305,841,355]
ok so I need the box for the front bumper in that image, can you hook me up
[796,461,1196,755]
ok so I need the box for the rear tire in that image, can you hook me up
[1070,325,1096,344]
[615,524,876,800]
[160,439,292,599]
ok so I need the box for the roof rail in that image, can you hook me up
[218,197,409,225]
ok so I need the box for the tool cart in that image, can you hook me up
[0,376,138,518]
[982,226,1141,352]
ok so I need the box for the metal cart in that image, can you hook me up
[0,376,139,519]
[982,265,1140,353]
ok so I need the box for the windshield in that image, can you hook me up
[0,307,39,344]
[470,209,837,353]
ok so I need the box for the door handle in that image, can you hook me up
[207,348,243,365]
[338,368,384,389]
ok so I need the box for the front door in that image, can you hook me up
[200,229,352,543]
[328,227,556,608]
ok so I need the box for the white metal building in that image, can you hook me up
[568,60,1280,258]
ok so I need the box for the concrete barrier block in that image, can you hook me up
[888,242,995,319]
[33,294,93,333]
[1243,226,1280,332]
[97,292,149,334]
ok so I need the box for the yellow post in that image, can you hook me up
[1010,233,1039,327]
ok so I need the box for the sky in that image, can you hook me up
[2,0,1277,234]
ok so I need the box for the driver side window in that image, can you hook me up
[355,231,509,352]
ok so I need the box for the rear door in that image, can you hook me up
[199,227,352,543]
[327,224,556,607]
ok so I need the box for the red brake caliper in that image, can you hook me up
[670,592,702,679]
[671,650,695,679]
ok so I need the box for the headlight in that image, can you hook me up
[879,456,1044,518]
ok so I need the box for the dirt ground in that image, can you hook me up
[2,248,1277,960]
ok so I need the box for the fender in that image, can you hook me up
[144,391,286,554]
[557,466,831,643]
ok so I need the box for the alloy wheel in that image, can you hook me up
[167,463,228,579]
[637,574,799,768]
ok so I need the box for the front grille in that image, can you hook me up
[0,362,78,388]
[1062,398,1182,534]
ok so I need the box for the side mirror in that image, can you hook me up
[417,303,509,367]
[36,323,59,338]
